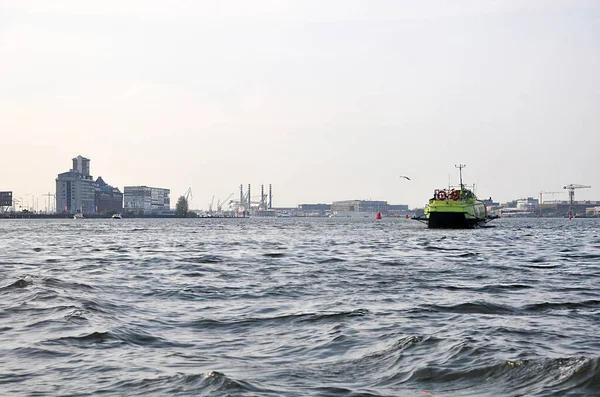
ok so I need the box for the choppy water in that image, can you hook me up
[1,217,599,396]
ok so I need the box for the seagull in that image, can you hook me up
[399,175,411,181]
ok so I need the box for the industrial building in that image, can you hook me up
[387,204,410,217]
[95,177,123,214]
[297,203,331,217]
[331,200,389,215]
[124,186,171,214]
[55,155,123,215]
[540,200,600,217]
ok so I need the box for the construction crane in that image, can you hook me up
[217,193,234,213]
[178,188,192,213]
[563,184,591,217]
[183,187,193,202]
[538,191,564,217]
[539,191,563,204]
[208,195,215,215]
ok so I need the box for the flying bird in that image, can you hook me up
[399,175,411,181]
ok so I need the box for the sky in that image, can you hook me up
[1,0,598,211]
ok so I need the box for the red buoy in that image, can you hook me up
[376,212,382,220]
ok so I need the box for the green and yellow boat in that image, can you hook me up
[413,165,498,229]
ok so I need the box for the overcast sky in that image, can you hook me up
[1,0,598,210]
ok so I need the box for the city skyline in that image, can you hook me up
[1,1,598,209]
[6,155,597,214]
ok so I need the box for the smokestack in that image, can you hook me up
[269,184,272,209]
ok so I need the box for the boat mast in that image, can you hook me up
[455,164,466,190]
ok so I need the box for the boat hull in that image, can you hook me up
[427,211,486,229]
[423,197,488,229]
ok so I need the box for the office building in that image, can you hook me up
[124,186,170,214]
[56,156,95,214]
[56,155,122,215]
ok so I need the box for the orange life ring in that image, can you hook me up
[437,190,447,200]
[450,190,460,200]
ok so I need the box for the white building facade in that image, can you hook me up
[124,186,171,214]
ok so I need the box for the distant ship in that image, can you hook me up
[413,164,498,228]
[111,213,122,219]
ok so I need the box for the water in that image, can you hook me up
[1,217,599,396]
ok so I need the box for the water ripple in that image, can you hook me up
[0,217,599,396]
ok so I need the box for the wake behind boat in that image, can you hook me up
[413,164,498,228]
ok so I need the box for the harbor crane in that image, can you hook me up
[180,188,192,212]
[217,193,234,213]
[208,195,215,215]
[563,184,591,217]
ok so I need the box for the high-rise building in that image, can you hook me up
[72,155,90,176]
[56,156,95,214]
[56,155,122,215]
[124,186,170,214]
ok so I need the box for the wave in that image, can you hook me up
[42,328,193,349]
[441,284,533,292]
[523,300,600,312]
[182,255,224,264]
[404,356,600,396]
[263,252,286,258]
[318,257,346,263]
[98,371,276,396]
[42,277,96,291]
[420,302,516,315]
[183,309,370,330]
[0,276,34,291]
[311,335,600,396]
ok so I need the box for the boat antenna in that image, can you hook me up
[455,164,466,190]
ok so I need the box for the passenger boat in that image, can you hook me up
[413,164,498,229]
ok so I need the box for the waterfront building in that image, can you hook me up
[95,177,123,214]
[540,200,600,217]
[297,203,331,217]
[0,191,12,213]
[387,204,410,217]
[124,186,170,214]
[586,206,600,217]
[56,156,95,214]
[56,155,122,215]
[331,200,389,215]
